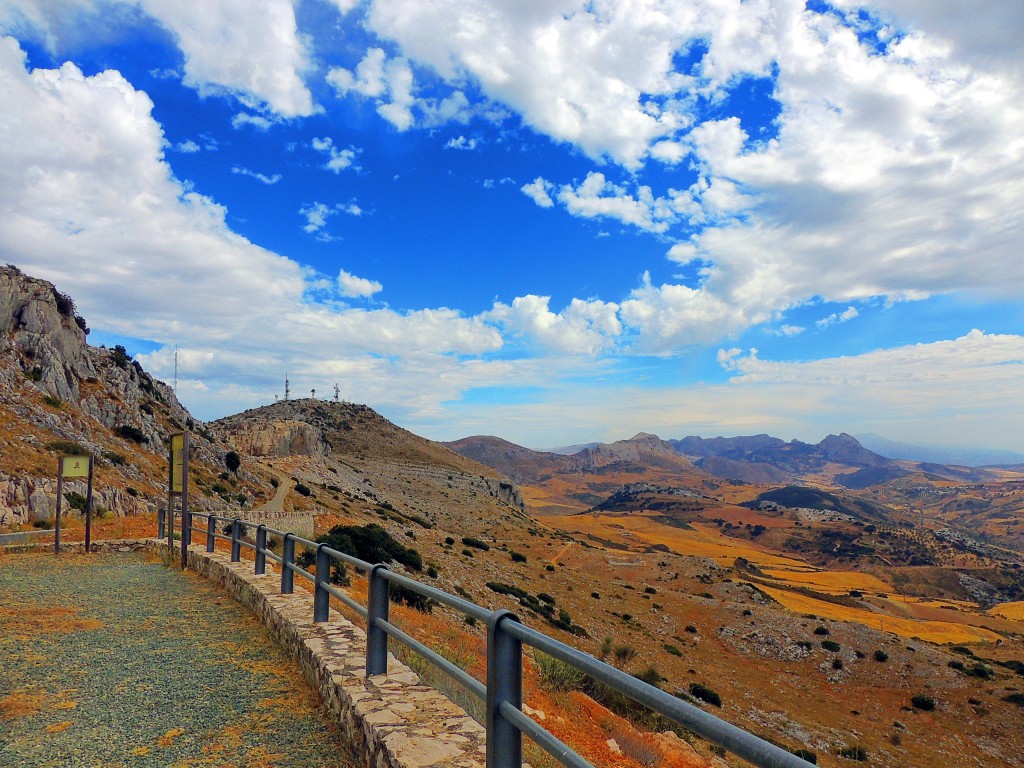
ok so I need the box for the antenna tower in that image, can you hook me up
[284,373,290,401]
[334,384,340,402]
[311,388,316,400]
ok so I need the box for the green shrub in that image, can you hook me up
[948,660,965,671]
[1003,692,1024,706]
[510,551,527,563]
[822,640,841,652]
[535,652,588,692]
[688,682,721,707]
[591,591,601,599]
[270,477,279,488]
[832,659,843,670]
[792,748,817,764]
[444,536,455,545]
[427,565,438,578]
[125,486,139,497]
[838,745,867,761]
[32,519,52,530]
[663,644,682,657]
[115,424,147,444]
[44,395,62,408]
[25,366,43,381]
[294,482,312,496]
[47,440,85,455]
[102,450,126,465]
[796,641,813,650]
[911,694,935,711]
[966,664,993,679]
[461,548,474,557]
[63,491,88,511]
[545,564,555,572]
[538,593,555,604]
[315,523,422,571]
[873,650,889,662]
[461,536,490,551]
[813,626,829,635]
[684,624,697,633]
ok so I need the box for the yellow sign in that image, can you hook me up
[61,455,90,478]
[170,433,185,493]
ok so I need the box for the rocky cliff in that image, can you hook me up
[0,264,231,526]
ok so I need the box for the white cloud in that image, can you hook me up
[0,39,505,424]
[136,0,316,117]
[231,112,276,130]
[338,269,383,298]
[444,134,478,150]
[232,166,281,185]
[175,139,200,153]
[555,172,676,234]
[311,136,360,173]
[299,202,335,237]
[520,177,554,208]
[1,0,317,118]
[486,295,621,355]
[816,306,860,329]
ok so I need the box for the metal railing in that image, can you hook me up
[158,509,812,768]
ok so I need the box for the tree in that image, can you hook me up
[225,450,241,475]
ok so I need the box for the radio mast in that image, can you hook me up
[334,383,340,402]
[284,373,290,401]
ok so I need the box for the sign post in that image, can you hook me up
[168,432,190,568]
[55,454,93,555]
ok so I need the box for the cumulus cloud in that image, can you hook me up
[486,295,621,355]
[175,139,200,153]
[1,0,317,117]
[338,269,383,298]
[311,136,360,173]
[444,135,478,150]
[521,177,554,208]
[0,38,505,420]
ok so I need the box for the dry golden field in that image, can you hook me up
[757,584,1003,644]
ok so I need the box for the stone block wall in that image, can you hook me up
[149,540,489,768]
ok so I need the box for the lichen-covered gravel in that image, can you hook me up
[0,551,357,767]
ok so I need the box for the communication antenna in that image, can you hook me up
[334,384,340,402]
[284,372,290,401]
[311,388,316,400]
[173,345,178,393]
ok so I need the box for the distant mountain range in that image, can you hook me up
[854,433,1024,468]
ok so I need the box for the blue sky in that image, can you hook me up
[1,1,1022,451]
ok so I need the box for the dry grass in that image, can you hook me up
[761,568,893,595]
[989,601,1024,620]
[757,584,1002,643]
[0,603,102,636]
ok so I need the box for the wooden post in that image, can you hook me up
[84,454,94,553]
[54,458,63,555]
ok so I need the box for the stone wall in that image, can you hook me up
[148,540,488,768]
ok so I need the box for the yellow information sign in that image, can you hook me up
[170,433,185,493]
[61,455,90,478]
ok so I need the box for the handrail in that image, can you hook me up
[162,509,813,768]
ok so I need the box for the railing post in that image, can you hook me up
[206,515,216,552]
[157,507,165,539]
[180,509,190,570]
[366,564,390,676]
[487,610,522,768]
[255,525,267,575]
[231,518,241,562]
[314,544,331,622]
[281,533,295,594]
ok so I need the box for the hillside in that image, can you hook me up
[0,264,263,527]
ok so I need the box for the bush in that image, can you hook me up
[316,523,422,572]
[270,477,279,488]
[792,748,817,764]
[294,482,312,496]
[545,564,555,572]
[688,682,721,707]
[591,591,601,599]
[44,395,62,408]
[461,537,490,551]
[822,640,841,652]
[948,660,965,671]
[832,659,843,670]
[1003,692,1024,706]
[911,695,935,711]
[47,440,85,455]
[102,450,126,465]
[633,666,664,687]
[538,593,555,604]
[25,366,43,381]
[873,650,889,662]
[461,549,474,557]
[684,625,697,634]
[813,626,830,636]
[966,664,993,679]
[838,745,867,761]
[444,536,455,545]
[536,652,587,692]
[125,486,139,497]
[613,644,637,667]
[64,491,88,511]
[663,644,682,657]
[115,424,147,444]
[510,551,527,563]
[225,450,241,474]
[426,565,438,578]
[32,519,52,530]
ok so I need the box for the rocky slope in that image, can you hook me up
[0,265,244,526]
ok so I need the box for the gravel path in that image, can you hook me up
[0,551,357,767]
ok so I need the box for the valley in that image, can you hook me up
[3,264,1024,767]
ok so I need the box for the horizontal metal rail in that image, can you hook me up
[161,511,813,768]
